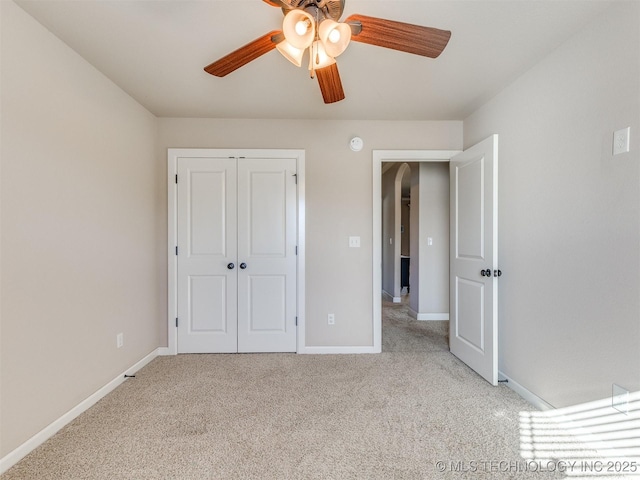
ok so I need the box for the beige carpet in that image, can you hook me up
[3,300,565,479]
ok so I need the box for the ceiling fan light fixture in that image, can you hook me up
[204,0,452,105]
[295,20,310,36]
[276,40,305,67]
[318,19,351,57]
[308,40,335,71]
[283,9,315,49]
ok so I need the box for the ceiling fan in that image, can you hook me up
[204,0,451,104]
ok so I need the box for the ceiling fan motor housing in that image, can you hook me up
[284,0,344,22]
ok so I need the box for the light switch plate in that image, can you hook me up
[613,127,630,155]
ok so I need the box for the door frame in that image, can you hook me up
[167,148,306,355]
[372,150,461,353]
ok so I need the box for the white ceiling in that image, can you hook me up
[15,0,613,120]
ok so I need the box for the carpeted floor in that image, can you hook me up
[3,299,566,479]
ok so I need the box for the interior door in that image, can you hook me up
[177,156,297,354]
[237,158,297,352]
[449,135,498,385]
[177,157,238,353]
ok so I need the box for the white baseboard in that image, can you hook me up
[498,370,555,411]
[381,290,401,303]
[157,347,173,356]
[408,308,449,321]
[0,348,160,475]
[298,345,379,354]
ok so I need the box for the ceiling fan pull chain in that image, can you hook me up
[308,6,319,78]
[310,42,315,78]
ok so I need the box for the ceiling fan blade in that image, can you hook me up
[346,14,451,58]
[316,63,345,104]
[204,30,281,77]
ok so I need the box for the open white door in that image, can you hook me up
[450,135,498,385]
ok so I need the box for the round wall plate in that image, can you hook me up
[350,137,363,152]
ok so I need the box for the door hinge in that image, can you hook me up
[292,173,297,184]
[176,318,179,327]
[175,246,178,256]
[295,316,298,326]
[175,174,178,184]
[295,246,298,255]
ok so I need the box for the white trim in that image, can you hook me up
[157,347,172,356]
[167,152,178,355]
[298,346,378,354]
[373,150,461,354]
[498,371,555,411]
[295,156,306,354]
[408,309,449,321]
[381,290,401,303]
[0,349,159,475]
[167,149,306,355]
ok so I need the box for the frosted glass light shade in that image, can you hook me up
[276,40,304,67]
[283,10,315,49]
[308,40,335,71]
[318,20,351,57]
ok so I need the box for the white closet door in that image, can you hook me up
[236,158,297,353]
[177,157,238,353]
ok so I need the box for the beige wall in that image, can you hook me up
[408,162,449,316]
[1,1,162,457]
[158,119,463,347]
[464,2,640,407]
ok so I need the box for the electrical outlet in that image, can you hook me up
[349,236,360,248]
[116,333,124,349]
[612,384,629,414]
[613,127,630,155]
[328,313,335,325]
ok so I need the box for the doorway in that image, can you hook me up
[381,162,411,304]
[372,137,500,386]
[373,150,460,352]
[382,161,451,322]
